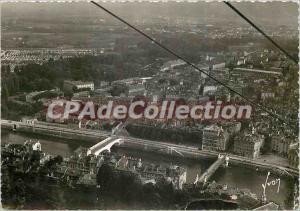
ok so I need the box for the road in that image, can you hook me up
[1,119,110,138]
[1,119,298,177]
[121,136,298,176]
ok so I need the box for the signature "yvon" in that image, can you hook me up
[262,171,281,194]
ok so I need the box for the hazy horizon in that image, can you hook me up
[1,1,298,27]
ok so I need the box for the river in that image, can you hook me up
[1,131,293,209]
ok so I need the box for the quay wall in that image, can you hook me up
[118,142,298,178]
[1,121,107,143]
[1,120,297,178]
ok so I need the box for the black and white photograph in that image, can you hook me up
[1,0,299,210]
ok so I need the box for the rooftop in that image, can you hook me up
[235,131,263,143]
[64,80,94,86]
[253,202,279,210]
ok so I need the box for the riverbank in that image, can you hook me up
[1,120,108,143]
[1,120,298,178]
[118,138,298,178]
[2,130,295,209]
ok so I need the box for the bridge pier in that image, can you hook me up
[225,155,230,167]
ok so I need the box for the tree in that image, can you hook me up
[110,84,128,96]
[96,163,114,194]
[13,178,26,208]
[156,178,176,208]
[141,183,162,209]
[1,167,12,206]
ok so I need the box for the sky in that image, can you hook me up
[1,1,298,27]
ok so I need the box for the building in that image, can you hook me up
[233,131,264,159]
[203,85,218,96]
[26,90,46,102]
[233,67,282,76]
[254,202,279,210]
[271,135,293,157]
[202,124,230,151]
[100,81,110,87]
[288,143,299,168]
[128,83,145,96]
[73,91,90,98]
[94,87,112,96]
[115,156,186,189]
[160,59,186,72]
[261,92,275,101]
[112,77,145,96]
[201,122,241,152]
[212,62,226,70]
[111,77,143,86]
[63,80,94,92]
[196,63,210,78]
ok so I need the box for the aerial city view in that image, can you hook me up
[1,1,299,210]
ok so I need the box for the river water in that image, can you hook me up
[1,131,293,208]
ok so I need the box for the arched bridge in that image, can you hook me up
[87,121,128,156]
[87,137,123,156]
[198,154,229,184]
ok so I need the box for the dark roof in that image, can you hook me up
[253,202,279,210]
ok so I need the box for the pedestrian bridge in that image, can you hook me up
[87,137,123,156]
[198,154,229,184]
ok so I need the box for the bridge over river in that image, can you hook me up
[198,155,228,184]
[1,119,298,178]
[86,134,230,183]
